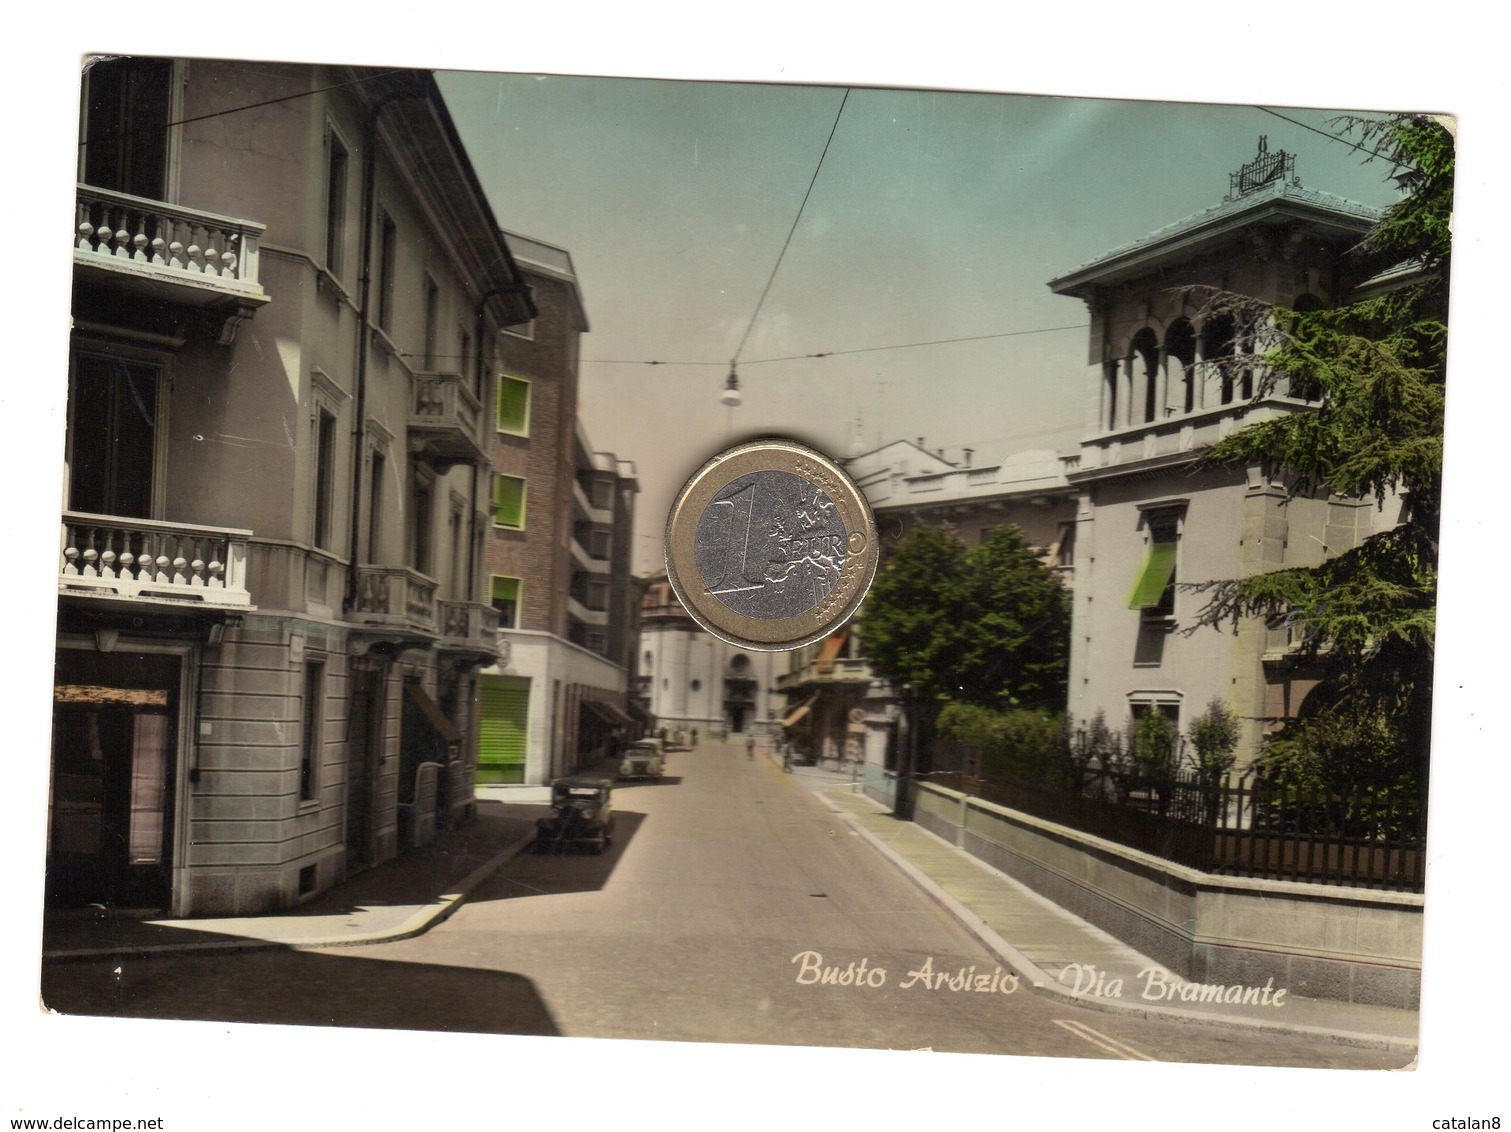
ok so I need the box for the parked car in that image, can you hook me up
[619,738,665,780]
[535,776,615,854]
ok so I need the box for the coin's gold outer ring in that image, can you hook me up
[664,438,879,652]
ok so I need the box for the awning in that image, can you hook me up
[1128,541,1177,609]
[404,681,462,744]
[782,699,817,728]
[582,699,633,727]
[815,631,847,674]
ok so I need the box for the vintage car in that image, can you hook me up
[535,776,615,854]
[618,738,665,780]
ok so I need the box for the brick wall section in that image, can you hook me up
[492,265,583,637]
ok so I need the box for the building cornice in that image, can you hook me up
[1049,181,1380,299]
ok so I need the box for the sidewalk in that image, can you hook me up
[817,784,1419,1052]
[40,765,1419,1051]
[41,793,547,961]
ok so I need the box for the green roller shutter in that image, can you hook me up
[1128,540,1177,609]
[497,376,530,435]
[478,675,530,784]
[493,475,526,529]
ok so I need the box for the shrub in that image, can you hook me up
[1187,699,1241,782]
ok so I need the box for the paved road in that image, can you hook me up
[42,740,1408,1069]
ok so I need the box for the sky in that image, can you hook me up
[9,7,1508,1129]
[437,74,1403,572]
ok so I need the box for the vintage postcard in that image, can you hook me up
[11,13,1499,1132]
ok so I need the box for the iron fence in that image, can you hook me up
[926,742,1425,892]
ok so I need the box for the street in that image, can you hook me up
[42,738,1407,1068]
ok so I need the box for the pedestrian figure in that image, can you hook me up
[746,734,755,761]
[692,728,699,747]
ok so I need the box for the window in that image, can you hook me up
[410,471,434,575]
[324,129,349,278]
[459,328,473,383]
[448,501,466,599]
[367,449,385,563]
[586,579,609,612]
[81,58,172,199]
[490,576,520,628]
[1203,316,1236,406]
[1128,695,1182,765]
[422,275,439,369]
[376,212,397,331]
[497,375,531,436]
[1166,319,1197,414]
[576,524,611,560]
[1129,509,1181,620]
[503,316,535,341]
[493,474,526,529]
[1132,328,1160,423]
[67,350,163,519]
[586,475,613,510]
[1286,295,1325,401]
[1054,521,1076,571]
[313,407,336,549]
[300,661,324,802]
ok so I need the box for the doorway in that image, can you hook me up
[345,660,387,872]
[49,650,181,909]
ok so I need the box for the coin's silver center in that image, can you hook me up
[693,469,847,620]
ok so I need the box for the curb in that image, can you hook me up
[815,788,1417,1054]
[42,830,538,963]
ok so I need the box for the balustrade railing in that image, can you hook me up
[437,599,500,647]
[352,566,437,633]
[411,373,481,436]
[60,513,252,606]
[74,184,265,294]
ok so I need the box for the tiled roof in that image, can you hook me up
[1053,178,1383,285]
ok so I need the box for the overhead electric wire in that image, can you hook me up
[582,321,1088,369]
[1253,106,1409,170]
[728,88,852,368]
[77,67,409,148]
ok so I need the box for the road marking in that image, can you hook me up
[1053,1018,1157,1061]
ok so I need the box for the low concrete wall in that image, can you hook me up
[914,782,1422,1009]
[860,767,897,811]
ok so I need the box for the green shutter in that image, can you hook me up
[491,576,520,627]
[497,376,529,434]
[478,675,529,784]
[493,475,526,528]
[1128,541,1177,609]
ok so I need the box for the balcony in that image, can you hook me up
[409,372,487,470]
[437,599,501,657]
[572,479,613,523]
[570,537,610,574]
[60,512,252,608]
[351,566,438,635]
[567,595,609,626]
[73,184,268,341]
[778,656,873,689]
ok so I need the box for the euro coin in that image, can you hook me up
[664,438,879,651]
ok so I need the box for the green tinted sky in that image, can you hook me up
[440,72,1402,571]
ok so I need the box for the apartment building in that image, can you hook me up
[54,58,530,915]
[476,233,641,784]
